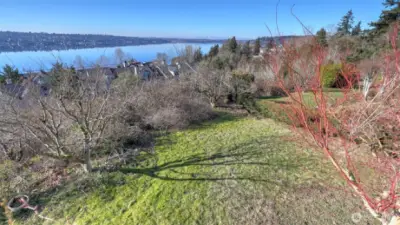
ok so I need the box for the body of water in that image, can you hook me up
[0,43,218,72]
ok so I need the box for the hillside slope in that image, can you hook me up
[15,115,376,225]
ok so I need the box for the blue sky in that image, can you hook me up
[0,0,384,39]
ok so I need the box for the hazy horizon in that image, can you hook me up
[0,30,232,40]
[0,30,309,41]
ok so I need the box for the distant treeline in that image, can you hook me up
[0,31,224,52]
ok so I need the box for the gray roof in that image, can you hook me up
[1,83,25,98]
[168,66,178,73]
[113,67,136,75]
[77,67,114,77]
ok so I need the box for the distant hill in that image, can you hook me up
[258,35,306,45]
[0,31,224,52]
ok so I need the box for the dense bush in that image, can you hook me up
[321,63,342,88]
[230,70,255,104]
[270,86,288,97]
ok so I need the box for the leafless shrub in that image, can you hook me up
[358,57,381,99]
[187,62,232,107]
[0,67,130,173]
[126,79,213,130]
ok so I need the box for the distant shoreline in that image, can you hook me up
[0,42,223,54]
[0,31,224,53]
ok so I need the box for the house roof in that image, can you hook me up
[128,61,142,67]
[168,66,178,73]
[173,61,196,75]
[77,67,114,77]
[1,83,25,98]
[112,67,136,75]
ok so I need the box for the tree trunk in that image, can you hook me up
[83,139,92,173]
[209,98,216,108]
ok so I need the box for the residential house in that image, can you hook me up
[171,58,197,76]
[167,65,179,77]
[0,78,27,99]
[28,71,51,96]
[77,67,117,90]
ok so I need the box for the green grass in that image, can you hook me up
[256,90,344,124]
[14,114,376,225]
[260,90,343,107]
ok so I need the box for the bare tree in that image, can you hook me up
[358,57,380,100]
[114,48,126,67]
[0,68,128,172]
[189,62,231,107]
[96,55,109,67]
[156,53,168,64]
[73,55,85,70]
[175,45,196,64]
[125,79,213,130]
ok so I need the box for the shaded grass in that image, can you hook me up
[256,90,344,124]
[14,113,375,225]
[260,91,344,107]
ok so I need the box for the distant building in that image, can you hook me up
[168,66,179,77]
[76,67,117,90]
[0,78,27,99]
[7,59,185,100]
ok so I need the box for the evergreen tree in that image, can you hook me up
[337,10,354,35]
[69,65,76,73]
[316,28,328,47]
[1,64,21,84]
[352,21,362,36]
[208,44,219,58]
[49,62,67,87]
[370,0,400,35]
[253,38,261,55]
[241,41,252,58]
[227,36,238,53]
[51,61,65,73]
[193,47,203,63]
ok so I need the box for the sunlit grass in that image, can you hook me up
[15,113,373,225]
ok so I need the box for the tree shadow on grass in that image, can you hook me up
[185,111,243,131]
[258,96,286,100]
[149,111,241,148]
[15,133,310,224]
[118,138,307,187]
[270,100,290,105]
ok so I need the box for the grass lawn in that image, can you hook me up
[259,89,344,106]
[13,113,376,225]
[256,89,344,124]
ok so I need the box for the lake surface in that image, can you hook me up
[0,43,218,72]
